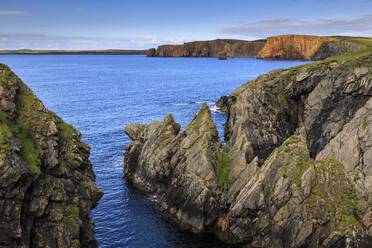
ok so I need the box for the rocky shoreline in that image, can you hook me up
[0,64,103,247]
[125,49,372,247]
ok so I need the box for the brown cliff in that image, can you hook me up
[148,35,371,61]
[148,39,266,58]
[256,35,335,60]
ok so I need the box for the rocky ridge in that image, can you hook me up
[125,49,372,247]
[0,64,103,247]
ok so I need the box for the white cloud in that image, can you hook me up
[219,15,372,38]
[0,10,28,15]
[0,34,194,50]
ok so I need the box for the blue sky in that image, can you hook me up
[0,0,372,49]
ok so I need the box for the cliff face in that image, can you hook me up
[148,39,266,58]
[256,35,336,60]
[312,40,367,60]
[148,35,369,60]
[0,64,103,247]
[125,49,372,247]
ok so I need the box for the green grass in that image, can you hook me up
[64,205,80,217]
[0,110,7,122]
[216,152,231,189]
[12,123,40,175]
[277,93,288,108]
[347,38,372,47]
[363,122,368,130]
[0,122,12,161]
[59,123,75,141]
[305,158,362,234]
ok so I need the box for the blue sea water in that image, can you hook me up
[0,55,309,248]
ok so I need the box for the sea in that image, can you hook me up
[0,55,309,248]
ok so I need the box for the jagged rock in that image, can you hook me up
[0,64,103,248]
[125,48,372,247]
[146,48,156,57]
[215,96,229,112]
[125,103,224,232]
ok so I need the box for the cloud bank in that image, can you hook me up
[0,11,28,15]
[0,34,190,50]
[220,15,372,38]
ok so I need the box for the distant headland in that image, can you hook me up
[2,34,371,61]
[0,49,148,55]
[147,34,372,60]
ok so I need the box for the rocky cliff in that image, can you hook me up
[256,35,335,60]
[0,64,103,247]
[125,48,372,247]
[148,35,370,61]
[147,39,266,58]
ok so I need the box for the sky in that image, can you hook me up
[0,0,372,50]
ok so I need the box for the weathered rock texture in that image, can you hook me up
[312,40,367,60]
[0,64,103,248]
[147,39,266,58]
[256,35,335,60]
[125,48,372,247]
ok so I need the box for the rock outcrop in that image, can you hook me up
[147,39,266,58]
[125,47,372,247]
[0,64,103,247]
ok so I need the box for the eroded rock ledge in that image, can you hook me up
[0,64,103,247]
[125,51,372,247]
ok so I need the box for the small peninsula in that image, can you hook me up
[125,39,372,247]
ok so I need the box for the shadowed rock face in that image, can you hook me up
[125,49,372,247]
[312,40,367,60]
[0,64,103,248]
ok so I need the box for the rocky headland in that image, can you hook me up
[147,35,371,61]
[125,46,372,247]
[146,39,266,58]
[0,64,103,247]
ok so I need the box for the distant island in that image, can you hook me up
[0,49,148,55]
